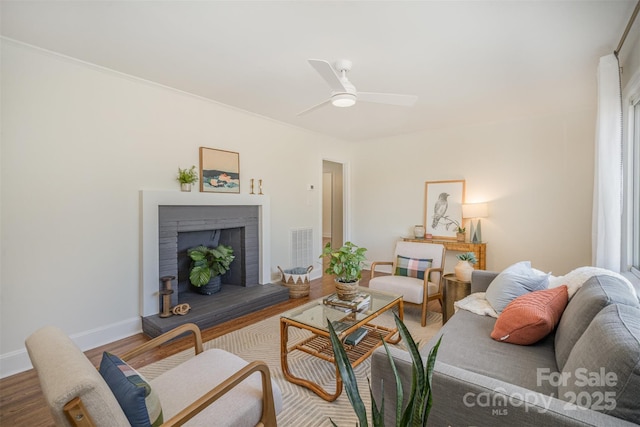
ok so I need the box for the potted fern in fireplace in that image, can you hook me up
[187,244,235,295]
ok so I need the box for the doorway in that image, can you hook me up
[322,160,344,271]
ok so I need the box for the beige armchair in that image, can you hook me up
[25,323,281,427]
[369,241,445,326]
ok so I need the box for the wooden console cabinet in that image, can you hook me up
[402,238,487,270]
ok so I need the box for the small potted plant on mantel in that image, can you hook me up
[177,165,199,192]
[320,241,367,301]
[187,244,235,295]
[456,226,466,242]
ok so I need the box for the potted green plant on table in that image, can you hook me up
[328,314,442,426]
[177,165,199,192]
[320,241,367,300]
[187,244,235,295]
[454,251,477,282]
[455,226,466,242]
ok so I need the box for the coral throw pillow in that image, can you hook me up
[491,285,568,345]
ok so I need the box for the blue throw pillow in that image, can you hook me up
[99,352,163,427]
[485,261,549,314]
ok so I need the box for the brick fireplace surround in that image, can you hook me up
[140,190,288,337]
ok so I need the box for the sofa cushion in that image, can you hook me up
[554,275,640,370]
[99,352,163,427]
[150,349,283,426]
[485,261,549,314]
[368,275,440,304]
[420,310,559,395]
[395,255,432,280]
[491,285,568,345]
[559,304,640,424]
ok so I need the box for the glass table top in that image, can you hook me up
[280,286,401,333]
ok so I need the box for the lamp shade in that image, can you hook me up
[462,203,489,219]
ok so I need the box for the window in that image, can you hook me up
[623,77,640,278]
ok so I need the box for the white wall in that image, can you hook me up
[348,109,596,276]
[0,40,350,376]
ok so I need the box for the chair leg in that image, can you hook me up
[421,302,427,327]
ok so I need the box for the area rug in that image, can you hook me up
[138,304,442,427]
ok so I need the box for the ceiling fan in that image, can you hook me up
[297,59,418,116]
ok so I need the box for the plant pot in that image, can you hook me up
[334,279,360,300]
[278,266,312,298]
[456,232,465,242]
[454,261,474,282]
[197,275,222,295]
[180,183,192,192]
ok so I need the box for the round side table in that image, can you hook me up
[442,273,471,324]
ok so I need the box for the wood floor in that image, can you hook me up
[0,271,441,426]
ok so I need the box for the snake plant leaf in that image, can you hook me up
[368,377,384,427]
[420,336,442,425]
[328,312,441,427]
[395,313,425,426]
[410,337,442,427]
[328,319,368,427]
[380,339,403,426]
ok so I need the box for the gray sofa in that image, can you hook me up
[371,270,640,426]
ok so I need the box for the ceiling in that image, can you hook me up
[1,1,637,142]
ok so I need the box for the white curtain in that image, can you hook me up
[592,54,622,271]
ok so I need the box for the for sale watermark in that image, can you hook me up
[462,367,618,416]
[537,367,618,411]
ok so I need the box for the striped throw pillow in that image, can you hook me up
[99,352,164,427]
[395,255,432,280]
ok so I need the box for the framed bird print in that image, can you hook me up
[423,180,465,240]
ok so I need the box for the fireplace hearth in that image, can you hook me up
[142,283,289,337]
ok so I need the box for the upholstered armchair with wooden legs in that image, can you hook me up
[26,323,282,427]
[369,241,446,326]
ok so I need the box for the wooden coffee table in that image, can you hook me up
[280,287,403,401]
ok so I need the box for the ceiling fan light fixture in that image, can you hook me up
[331,93,356,107]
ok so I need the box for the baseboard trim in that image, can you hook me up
[0,317,141,379]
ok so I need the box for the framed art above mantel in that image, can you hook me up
[199,147,240,193]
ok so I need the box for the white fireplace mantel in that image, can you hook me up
[140,190,271,317]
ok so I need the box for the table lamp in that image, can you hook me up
[462,203,488,243]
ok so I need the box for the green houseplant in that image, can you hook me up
[454,251,477,282]
[328,314,442,426]
[187,244,235,295]
[177,165,199,191]
[320,241,367,300]
[456,252,477,264]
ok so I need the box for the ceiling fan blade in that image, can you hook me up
[358,92,418,106]
[297,98,332,116]
[308,59,346,93]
